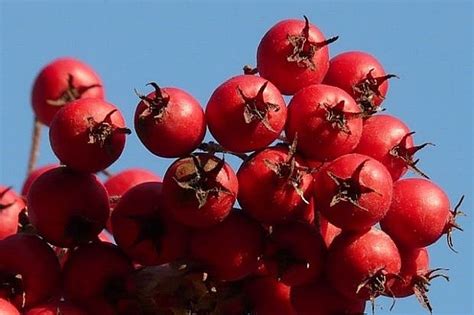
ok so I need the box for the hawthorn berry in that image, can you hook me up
[31,57,105,126]
[49,98,130,173]
[257,16,338,95]
[0,186,25,240]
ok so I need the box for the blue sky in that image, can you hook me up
[0,1,472,314]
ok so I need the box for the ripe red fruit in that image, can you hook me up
[244,277,296,315]
[134,83,206,158]
[323,51,397,115]
[238,144,314,223]
[27,166,109,247]
[49,98,130,172]
[24,301,87,315]
[104,168,162,231]
[62,242,136,315]
[31,57,105,126]
[326,228,401,302]
[0,234,61,310]
[0,298,19,315]
[314,153,393,231]
[354,114,432,180]
[262,221,326,286]
[0,186,25,240]
[190,211,264,281]
[291,279,366,315]
[387,247,448,313]
[285,84,363,161]
[162,154,238,228]
[21,164,58,196]
[380,178,462,250]
[206,75,287,152]
[257,16,338,95]
[112,182,189,266]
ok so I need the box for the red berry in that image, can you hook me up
[323,51,397,115]
[21,164,58,196]
[112,182,189,266]
[206,75,286,152]
[286,84,363,161]
[387,247,448,312]
[104,168,162,231]
[49,98,130,172]
[27,166,109,247]
[190,211,264,281]
[237,145,314,223]
[134,83,206,158]
[257,16,338,95]
[314,153,393,231]
[162,154,238,228]
[244,277,296,315]
[31,57,105,126]
[381,178,461,249]
[62,242,135,315]
[354,114,432,180]
[326,228,401,301]
[0,186,25,240]
[291,279,366,315]
[0,234,61,310]
[262,221,326,286]
[319,215,342,248]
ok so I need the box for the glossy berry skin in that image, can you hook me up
[206,75,287,153]
[21,164,58,196]
[62,242,135,315]
[49,98,130,173]
[162,154,238,228]
[381,178,451,249]
[190,211,264,281]
[314,153,393,231]
[0,234,61,310]
[0,186,25,240]
[104,168,162,232]
[27,166,109,247]
[32,57,104,126]
[291,279,366,315]
[0,298,19,315]
[262,221,326,286]
[257,17,336,95]
[244,277,296,315]
[112,182,189,266]
[134,84,206,158]
[319,216,342,248]
[354,115,415,180]
[326,228,401,301]
[24,301,88,315]
[238,146,314,223]
[323,51,394,114]
[286,84,363,161]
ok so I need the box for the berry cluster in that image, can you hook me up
[0,16,465,315]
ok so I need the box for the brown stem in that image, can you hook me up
[100,169,113,177]
[27,117,42,175]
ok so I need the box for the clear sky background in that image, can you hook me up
[0,1,472,314]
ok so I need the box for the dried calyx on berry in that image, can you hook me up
[87,109,131,148]
[135,82,170,122]
[327,159,379,212]
[444,195,466,253]
[319,100,363,134]
[287,16,338,70]
[173,154,233,209]
[389,131,433,179]
[46,73,101,106]
[264,137,317,204]
[353,69,398,116]
[238,81,281,132]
